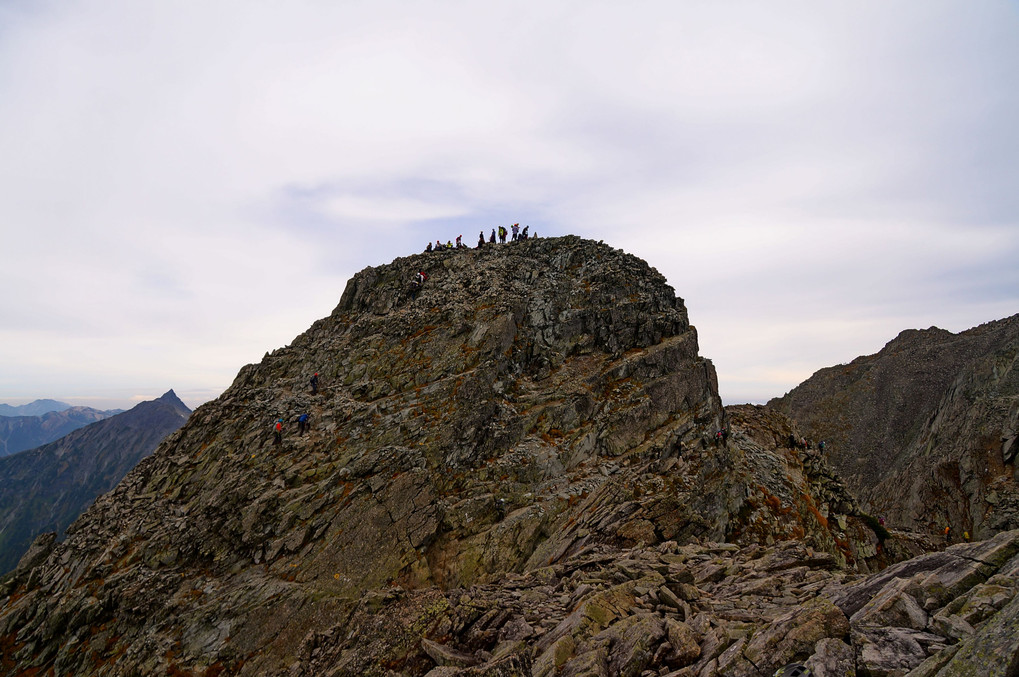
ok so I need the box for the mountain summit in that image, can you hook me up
[2,237,1015,676]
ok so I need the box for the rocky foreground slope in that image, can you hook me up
[0,237,1014,675]
[769,316,1019,540]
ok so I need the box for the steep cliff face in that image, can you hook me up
[770,315,1019,539]
[0,390,191,573]
[0,237,932,675]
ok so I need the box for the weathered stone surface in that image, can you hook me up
[664,617,701,666]
[770,314,1019,540]
[850,578,928,630]
[805,637,855,677]
[853,626,941,676]
[926,591,1019,676]
[832,530,1019,618]
[3,237,1019,676]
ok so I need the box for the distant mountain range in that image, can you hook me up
[0,406,122,457]
[0,390,191,573]
[0,399,72,417]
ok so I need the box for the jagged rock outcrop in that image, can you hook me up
[0,390,191,573]
[282,529,1019,677]
[769,315,1019,540]
[0,405,117,457]
[0,235,888,672]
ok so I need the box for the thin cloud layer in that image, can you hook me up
[0,1,1016,409]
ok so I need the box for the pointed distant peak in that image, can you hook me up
[157,389,191,412]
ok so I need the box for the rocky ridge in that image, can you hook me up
[0,236,1007,675]
[769,315,1019,540]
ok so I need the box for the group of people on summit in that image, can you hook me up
[274,225,540,442]
[424,223,535,253]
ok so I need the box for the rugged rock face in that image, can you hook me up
[0,406,117,457]
[769,315,1019,540]
[0,390,191,573]
[282,529,1019,677]
[0,235,892,672]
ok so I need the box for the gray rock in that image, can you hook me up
[805,637,854,677]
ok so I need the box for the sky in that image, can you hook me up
[1,1,1017,411]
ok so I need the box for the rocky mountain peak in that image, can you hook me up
[0,237,977,676]
[159,389,184,404]
[770,313,1019,539]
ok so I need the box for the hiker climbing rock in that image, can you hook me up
[273,418,283,445]
[297,413,310,436]
[410,271,428,298]
[310,372,319,395]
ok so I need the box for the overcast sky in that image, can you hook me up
[1,1,1017,411]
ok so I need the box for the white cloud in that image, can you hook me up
[0,0,1017,409]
